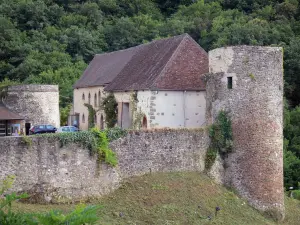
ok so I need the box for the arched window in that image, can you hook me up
[88,93,91,104]
[94,93,97,107]
[98,90,101,107]
[100,114,104,130]
[82,93,85,100]
[82,114,85,123]
[94,114,97,124]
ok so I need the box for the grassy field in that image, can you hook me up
[14,172,300,225]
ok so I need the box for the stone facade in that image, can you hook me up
[73,86,106,130]
[0,129,209,203]
[205,46,284,220]
[3,85,60,128]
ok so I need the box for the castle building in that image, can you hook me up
[72,34,208,130]
[1,85,60,135]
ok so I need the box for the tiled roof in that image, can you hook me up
[0,102,23,120]
[73,47,138,88]
[74,34,208,91]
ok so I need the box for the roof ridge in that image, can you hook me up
[96,33,189,57]
[149,34,188,90]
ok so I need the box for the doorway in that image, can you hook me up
[25,123,31,135]
[142,116,147,129]
[121,103,131,129]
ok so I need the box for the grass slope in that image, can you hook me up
[14,172,300,225]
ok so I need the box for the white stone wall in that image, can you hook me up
[73,88,206,130]
[138,91,206,128]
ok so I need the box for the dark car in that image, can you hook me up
[29,124,57,135]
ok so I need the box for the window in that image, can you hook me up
[62,127,69,132]
[82,114,85,123]
[227,77,233,89]
[98,91,101,106]
[46,125,54,129]
[88,93,91,104]
[94,93,97,107]
[94,114,97,124]
[82,93,85,100]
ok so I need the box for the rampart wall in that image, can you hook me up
[0,129,209,203]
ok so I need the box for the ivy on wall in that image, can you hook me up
[84,103,96,129]
[205,110,233,170]
[130,91,145,129]
[102,93,117,128]
[32,127,127,167]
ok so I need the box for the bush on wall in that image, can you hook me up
[102,93,118,128]
[205,110,233,170]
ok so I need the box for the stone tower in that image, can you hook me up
[206,46,284,220]
[3,85,60,128]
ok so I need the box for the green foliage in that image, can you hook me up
[40,129,118,167]
[84,103,96,130]
[91,127,117,167]
[21,136,33,147]
[40,131,97,154]
[205,111,233,170]
[291,190,300,200]
[36,204,100,225]
[249,73,256,80]
[130,91,145,129]
[104,127,128,141]
[102,93,117,128]
[0,176,35,225]
[0,176,100,224]
[60,104,72,125]
[283,102,300,189]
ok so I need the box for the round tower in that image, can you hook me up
[3,85,60,128]
[206,46,284,220]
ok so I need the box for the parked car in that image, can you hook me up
[57,126,79,133]
[29,124,57,135]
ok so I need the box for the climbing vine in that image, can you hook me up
[205,110,233,170]
[130,91,145,129]
[102,93,118,128]
[38,128,119,167]
[84,103,96,129]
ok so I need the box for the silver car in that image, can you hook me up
[57,126,79,133]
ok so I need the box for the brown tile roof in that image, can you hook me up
[73,47,138,88]
[74,34,208,91]
[0,102,23,120]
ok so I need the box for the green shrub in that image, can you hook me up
[91,127,117,166]
[0,176,101,225]
[105,127,127,141]
[292,190,300,200]
[36,204,100,225]
[102,93,118,128]
[205,111,233,170]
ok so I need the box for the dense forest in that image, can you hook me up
[0,0,300,189]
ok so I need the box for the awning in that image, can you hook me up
[0,102,24,120]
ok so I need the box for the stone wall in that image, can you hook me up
[206,46,284,220]
[0,129,209,203]
[3,85,60,128]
